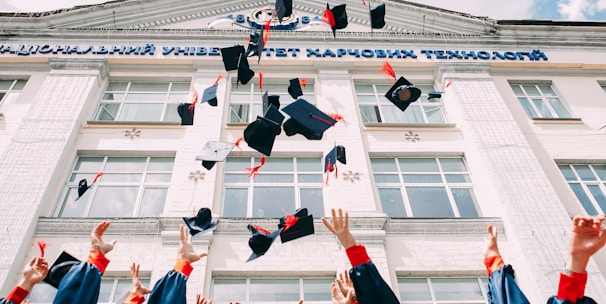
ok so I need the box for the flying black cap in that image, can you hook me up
[324,145,347,173]
[220,45,245,71]
[246,30,265,63]
[262,91,281,114]
[246,224,283,262]
[202,84,218,107]
[332,4,348,30]
[370,3,386,29]
[43,251,81,289]
[77,179,89,200]
[263,105,285,136]
[183,208,218,236]
[427,91,443,100]
[177,103,194,125]
[196,141,236,170]
[275,0,293,23]
[237,55,255,85]
[278,208,315,243]
[384,76,422,112]
[282,99,337,140]
[244,118,278,156]
[287,78,303,99]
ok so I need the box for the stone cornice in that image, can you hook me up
[48,58,108,78]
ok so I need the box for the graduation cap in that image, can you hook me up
[43,251,81,289]
[202,84,218,107]
[282,99,337,140]
[287,78,303,99]
[244,118,279,156]
[278,208,314,243]
[262,91,281,114]
[182,208,218,236]
[177,103,195,125]
[247,224,283,262]
[246,30,265,63]
[370,3,386,29]
[195,141,236,170]
[323,3,348,38]
[237,55,255,85]
[324,145,346,173]
[384,76,422,112]
[275,0,293,23]
[220,45,245,71]
[263,105,285,136]
[76,172,103,201]
[427,91,443,100]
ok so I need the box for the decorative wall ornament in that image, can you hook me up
[124,128,141,139]
[189,170,206,181]
[343,170,361,183]
[404,131,420,142]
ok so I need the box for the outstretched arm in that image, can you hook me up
[483,224,504,277]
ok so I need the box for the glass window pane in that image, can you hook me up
[129,82,169,92]
[518,97,537,118]
[398,278,431,301]
[96,103,120,120]
[148,157,175,171]
[559,165,577,181]
[522,85,539,95]
[229,104,249,123]
[360,105,381,123]
[379,188,407,217]
[262,158,294,171]
[297,158,322,172]
[70,173,99,183]
[226,157,252,171]
[452,188,479,217]
[145,173,172,183]
[370,158,397,172]
[538,85,557,96]
[374,174,400,183]
[357,95,377,103]
[253,187,295,217]
[138,188,166,216]
[300,188,324,216]
[74,157,104,171]
[380,104,409,123]
[224,173,250,183]
[570,184,598,215]
[254,174,294,183]
[594,165,606,180]
[29,283,58,302]
[402,174,443,183]
[445,174,472,183]
[59,188,87,217]
[223,188,248,217]
[164,103,181,122]
[125,93,166,101]
[532,98,552,118]
[575,165,597,181]
[119,103,164,121]
[171,82,191,92]
[548,98,571,118]
[401,105,425,123]
[105,157,146,171]
[102,173,142,183]
[399,158,439,172]
[298,174,323,183]
[511,85,524,95]
[0,80,14,90]
[303,279,332,301]
[587,185,606,214]
[89,186,138,217]
[250,279,299,301]
[212,279,246,302]
[432,278,484,301]
[440,158,467,172]
[407,187,454,217]
[425,105,446,123]
[113,279,134,302]
[97,280,114,302]
[354,84,375,93]
[107,82,128,91]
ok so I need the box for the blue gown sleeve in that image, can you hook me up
[52,262,102,304]
[486,264,530,304]
[546,296,597,304]
[346,245,400,304]
[145,259,192,304]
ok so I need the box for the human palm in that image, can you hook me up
[90,221,117,254]
[569,216,606,260]
[179,225,208,263]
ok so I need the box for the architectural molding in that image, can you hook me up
[48,58,109,79]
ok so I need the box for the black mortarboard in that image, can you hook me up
[324,145,347,173]
[244,118,278,156]
[247,224,283,262]
[43,251,81,289]
[384,76,422,112]
[237,55,255,85]
[202,84,218,107]
[183,208,218,236]
[275,0,293,23]
[177,103,194,125]
[263,105,285,136]
[220,45,245,71]
[332,4,348,30]
[282,99,337,140]
[287,78,303,99]
[262,91,281,114]
[246,30,265,63]
[370,3,386,29]
[77,179,89,199]
[427,91,443,100]
[278,208,314,243]
[195,141,236,170]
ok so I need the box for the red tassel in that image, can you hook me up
[92,172,104,185]
[259,72,263,92]
[335,164,338,179]
[445,80,453,88]
[311,114,335,126]
[300,78,307,88]
[252,225,271,235]
[234,136,244,156]
[380,62,396,80]
[282,214,299,232]
[245,156,266,178]
[259,155,266,165]
[214,75,222,85]
[188,89,199,110]
[264,19,271,45]
[329,113,348,126]
[38,241,47,257]
[322,9,336,28]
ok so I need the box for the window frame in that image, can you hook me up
[55,155,174,218]
[0,79,27,110]
[397,276,488,304]
[211,277,333,303]
[509,82,572,119]
[558,163,606,215]
[371,157,480,218]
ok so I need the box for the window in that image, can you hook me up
[601,84,606,93]
[371,157,479,218]
[0,79,26,109]
[356,82,447,124]
[510,83,571,119]
[94,81,190,122]
[229,81,315,123]
[559,164,606,215]
[211,278,332,303]
[28,277,150,304]
[398,277,487,303]
[57,156,174,217]
[223,157,324,217]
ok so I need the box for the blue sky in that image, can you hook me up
[1,0,606,21]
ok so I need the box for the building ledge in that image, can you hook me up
[364,123,458,130]
[531,117,583,124]
[85,120,182,126]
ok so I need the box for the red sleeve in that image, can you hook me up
[557,271,587,303]
[86,249,110,274]
[124,291,146,304]
[345,244,372,268]
[173,259,193,278]
[5,286,29,304]
[483,254,505,277]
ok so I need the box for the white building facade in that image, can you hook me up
[1,0,606,303]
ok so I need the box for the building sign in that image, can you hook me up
[0,44,548,61]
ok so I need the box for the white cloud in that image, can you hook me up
[596,0,606,10]
[410,0,535,20]
[557,0,594,19]
[2,0,108,12]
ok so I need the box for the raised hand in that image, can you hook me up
[321,209,356,249]
[484,224,500,258]
[336,270,355,301]
[179,224,208,263]
[567,215,606,272]
[130,263,151,295]
[19,256,49,291]
[331,281,354,304]
[90,221,117,255]
[196,293,212,304]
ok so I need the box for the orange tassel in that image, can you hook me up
[329,113,348,126]
[188,89,199,110]
[263,19,271,45]
[234,136,244,156]
[445,80,453,88]
[380,62,396,80]
[282,214,299,232]
[253,225,271,235]
[38,241,47,257]
[214,74,222,85]
[300,78,307,88]
[245,156,266,178]
[259,72,263,92]
[92,172,104,184]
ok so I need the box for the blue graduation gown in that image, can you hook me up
[52,250,109,304]
[145,259,191,304]
[347,245,400,304]
[546,296,597,304]
[486,264,530,304]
